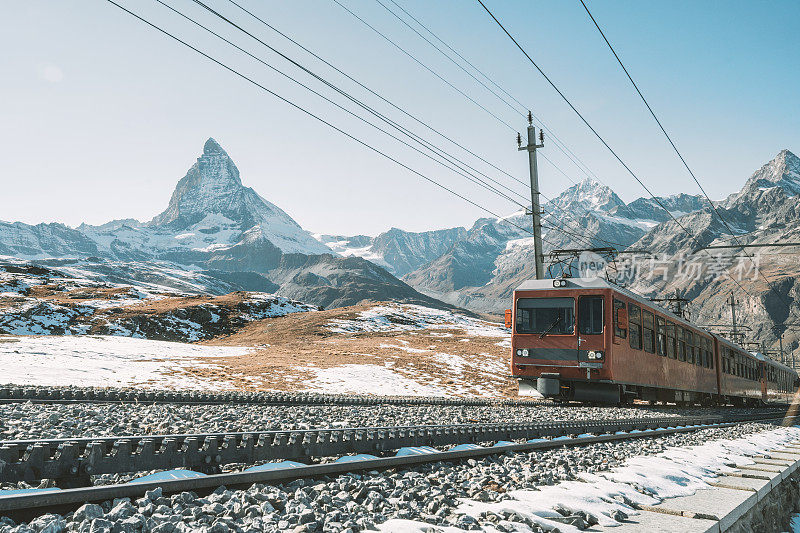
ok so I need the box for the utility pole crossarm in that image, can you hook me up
[518,111,545,279]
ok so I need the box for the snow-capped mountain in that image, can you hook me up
[1,139,329,262]
[610,194,707,223]
[315,227,468,277]
[548,177,625,214]
[402,178,706,312]
[75,138,331,262]
[628,149,800,359]
[0,138,455,310]
[148,138,330,255]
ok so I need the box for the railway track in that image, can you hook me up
[0,410,795,521]
[0,411,790,487]
[0,384,789,409]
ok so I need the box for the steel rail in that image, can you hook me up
[0,412,787,486]
[0,413,795,520]
[0,385,549,407]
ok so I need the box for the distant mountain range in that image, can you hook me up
[0,139,454,311]
[1,138,797,358]
[628,149,800,359]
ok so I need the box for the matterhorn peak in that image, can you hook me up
[149,137,248,227]
[145,138,332,255]
[203,137,226,156]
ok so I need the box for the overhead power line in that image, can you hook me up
[220,0,620,250]
[475,0,775,321]
[222,1,527,195]
[376,0,614,191]
[577,0,797,316]
[104,0,536,238]
[374,0,525,117]
[175,0,529,208]
[332,0,518,131]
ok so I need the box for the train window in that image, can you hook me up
[656,317,666,356]
[678,328,687,362]
[701,337,708,367]
[642,311,655,353]
[694,333,702,367]
[707,338,714,370]
[578,296,604,335]
[666,322,677,359]
[515,297,575,335]
[700,337,707,368]
[613,299,627,338]
[629,304,642,350]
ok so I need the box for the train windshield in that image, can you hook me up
[516,297,574,335]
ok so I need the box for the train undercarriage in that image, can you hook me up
[520,374,768,407]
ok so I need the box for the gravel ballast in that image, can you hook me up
[0,400,767,441]
[0,401,789,532]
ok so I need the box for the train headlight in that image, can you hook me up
[522,349,529,356]
[552,279,567,288]
[516,349,522,356]
[588,351,604,360]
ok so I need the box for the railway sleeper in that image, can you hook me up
[0,415,736,485]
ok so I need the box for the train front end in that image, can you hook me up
[510,278,617,403]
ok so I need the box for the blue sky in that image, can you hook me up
[1,0,798,235]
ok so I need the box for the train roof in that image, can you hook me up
[751,351,797,373]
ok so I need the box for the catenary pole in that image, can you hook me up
[518,112,545,279]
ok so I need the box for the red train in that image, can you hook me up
[509,278,798,405]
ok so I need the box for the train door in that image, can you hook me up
[577,295,605,378]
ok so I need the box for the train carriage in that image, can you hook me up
[763,356,797,403]
[510,277,798,405]
[716,337,764,405]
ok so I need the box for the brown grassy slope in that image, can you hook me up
[188,303,515,397]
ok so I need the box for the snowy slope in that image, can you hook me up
[0,259,316,340]
[0,335,253,390]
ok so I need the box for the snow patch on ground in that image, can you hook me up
[327,304,507,337]
[382,425,800,532]
[300,364,448,396]
[0,335,253,390]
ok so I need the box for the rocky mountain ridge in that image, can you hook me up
[0,138,454,311]
[400,178,707,313]
[628,149,800,361]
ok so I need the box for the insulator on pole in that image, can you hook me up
[527,111,533,124]
[516,132,522,147]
